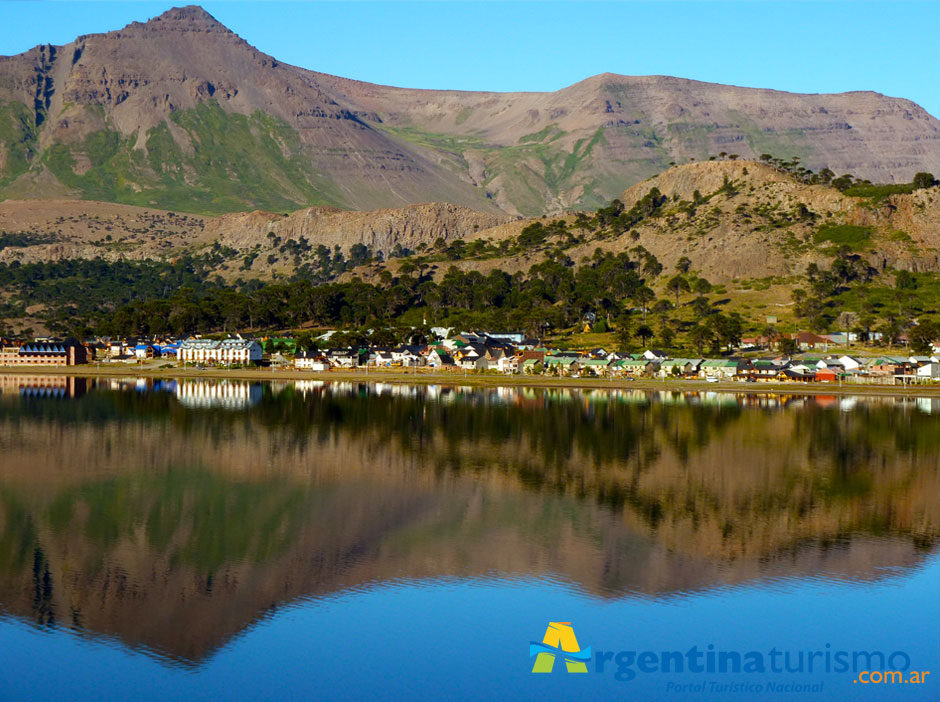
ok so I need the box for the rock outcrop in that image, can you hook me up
[201,202,516,254]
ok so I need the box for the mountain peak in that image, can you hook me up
[137,5,228,32]
[155,5,217,21]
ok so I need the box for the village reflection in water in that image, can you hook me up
[0,376,937,665]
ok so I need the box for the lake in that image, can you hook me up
[0,375,936,700]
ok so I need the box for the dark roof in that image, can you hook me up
[781,369,815,379]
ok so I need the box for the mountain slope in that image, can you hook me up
[0,5,938,216]
[0,6,494,214]
[321,72,940,215]
[3,160,939,285]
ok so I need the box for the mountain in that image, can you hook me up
[0,6,938,216]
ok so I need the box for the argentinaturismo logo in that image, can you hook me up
[527,625,931,690]
[530,622,592,673]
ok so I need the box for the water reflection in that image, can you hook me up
[0,377,937,663]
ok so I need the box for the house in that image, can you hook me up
[791,332,830,351]
[749,359,783,380]
[457,354,488,371]
[453,344,489,370]
[838,355,864,372]
[85,340,107,360]
[0,343,21,366]
[134,344,157,360]
[740,335,775,350]
[392,346,425,367]
[178,338,262,365]
[521,358,543,374]
[0,340,89,367]
[612,359,654,377]
[484,347,508,364]
[424,348,456,369]
[157,343,180,357]
[815,367,839,383]
[327,348,366,368]
[579,358,611,376]
[370,350,396,366]
[496,354,521,374]
[270,352,291,367]
[867,357,912,377]
[659,358,697,377]
[916,362,940,379]
[643,349,668,361]
[517,349,546,364]
[295,350,329,371]
[699,359,742,380]
[778,369,816,382]
[544,355,580,375]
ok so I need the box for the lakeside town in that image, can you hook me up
[3,328,940,384]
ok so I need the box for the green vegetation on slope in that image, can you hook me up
[6,100,346,214]
[0,101,38,186]
[813,224,873,251]
[384,123,621,215]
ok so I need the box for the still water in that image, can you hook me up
[0,375,936,700]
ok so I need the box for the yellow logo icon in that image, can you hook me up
[530,622,591,673]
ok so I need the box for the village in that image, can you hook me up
[2,329,940,385]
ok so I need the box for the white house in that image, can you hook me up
[391,347,425,366]
[423,348,456,368]
[837,355,863,372]
[134,344,157,360]
[178,338,262,365]
[496,355,519,374]
[370,350,395,366]
[643,349,669,361]
[295,350,329,371]
[327,349,364,368]
[916,362,940,379]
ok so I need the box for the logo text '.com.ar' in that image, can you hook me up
[530,622,592,673]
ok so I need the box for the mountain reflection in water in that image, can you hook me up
[0,376,936,663]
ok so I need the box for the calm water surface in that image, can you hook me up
[0,375,937,700]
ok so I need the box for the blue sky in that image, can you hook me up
[1,2,937,118]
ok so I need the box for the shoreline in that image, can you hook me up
[2,364,938,398]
